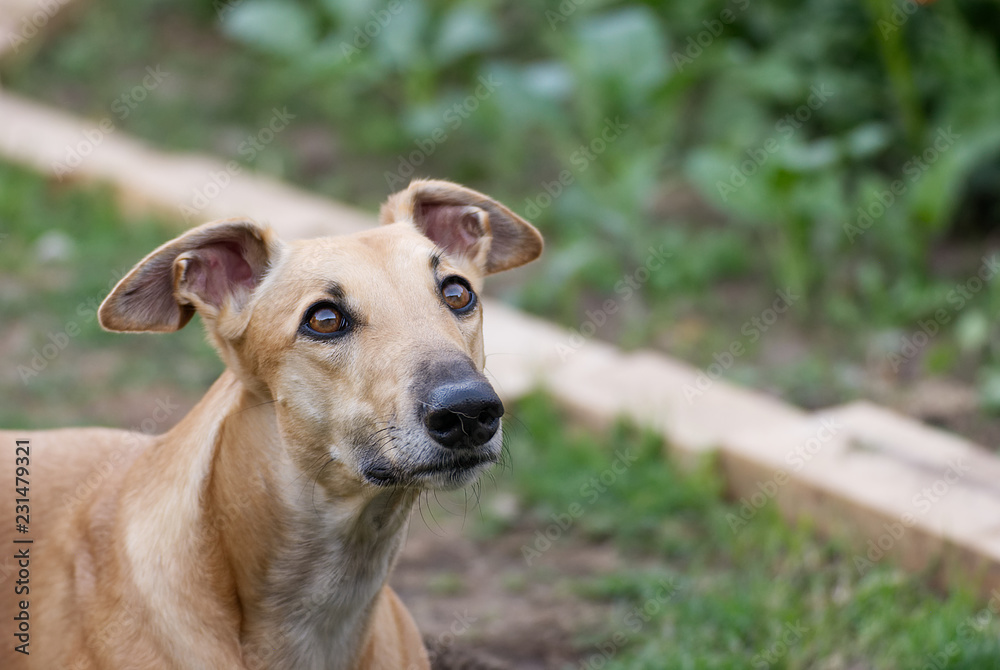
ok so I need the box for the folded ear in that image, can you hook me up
[99,219,277,333]
[379,179,543,274]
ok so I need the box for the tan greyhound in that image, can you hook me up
[0,179,542,670]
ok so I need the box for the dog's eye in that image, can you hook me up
[305,305,347,335]
[441,277,475,312]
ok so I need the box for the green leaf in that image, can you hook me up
[844,123,893,159]
[572,7,670,103]
[373,0,428,67]
[955,310,991,354]
[221,0,318,57]
[978,367,1000,413]
[433,4,501,64]
[780,138,840,172]
[318,0,373,24]
[521,61,574,102]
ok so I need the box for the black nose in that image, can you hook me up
[424,381,504,449]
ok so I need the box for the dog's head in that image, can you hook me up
[99,180,542,492]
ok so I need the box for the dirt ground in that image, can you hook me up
[393,513,619,669]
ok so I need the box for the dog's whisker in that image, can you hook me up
[310,458,336,517]
[416,493,445,539]
[229,398,279,417]
[461,488,470,530]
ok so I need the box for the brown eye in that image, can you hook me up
[441,278,474,312]
[306,305,347,334]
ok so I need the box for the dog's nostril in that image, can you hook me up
[427,411,461,434]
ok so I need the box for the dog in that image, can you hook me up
[0,179,543,670]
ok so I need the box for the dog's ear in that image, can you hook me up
[99,219,277,333]
[380,179,543,274]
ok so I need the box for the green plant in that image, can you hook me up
[0,161,221,428]
[484,392,1000,668]
[7,0,1000,408]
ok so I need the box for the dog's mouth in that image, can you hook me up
[361,448,499,489]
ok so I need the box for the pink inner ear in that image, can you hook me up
[186,241,255,307]
[417,204,483,257]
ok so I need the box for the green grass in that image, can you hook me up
[0,161,222,428]
[484,392,1000,669]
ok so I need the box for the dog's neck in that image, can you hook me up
[150,371,419,670]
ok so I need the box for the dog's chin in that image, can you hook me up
[361,438,500,491]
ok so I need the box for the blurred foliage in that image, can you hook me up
[474,391,1000,668]
[0,161,222,429]
[6,0,1000,407]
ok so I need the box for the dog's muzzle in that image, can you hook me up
[360,355,505,488]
